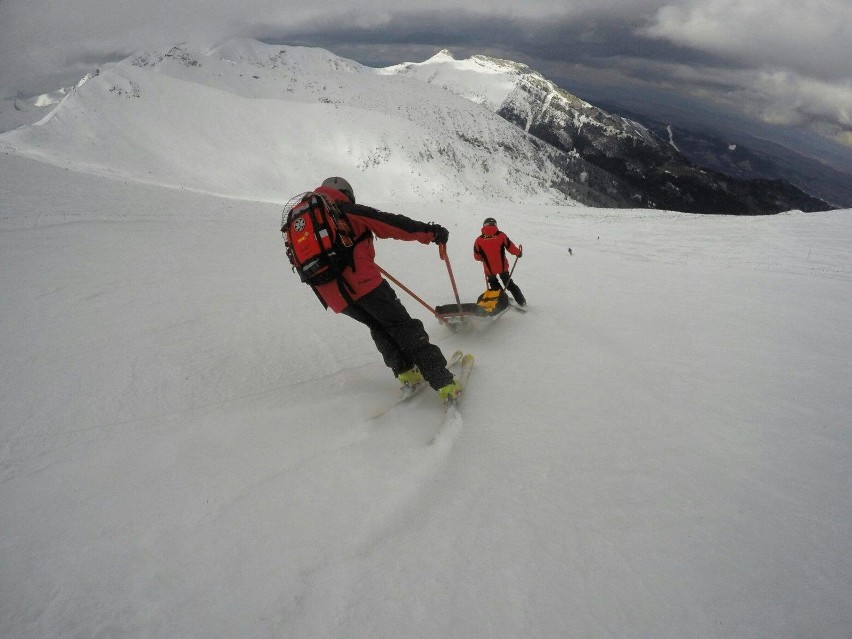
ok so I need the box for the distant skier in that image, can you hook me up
[282,177,461,402]
[473,217,526,306]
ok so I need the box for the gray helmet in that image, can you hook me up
[322,176,355,203]
[483,217,497,226]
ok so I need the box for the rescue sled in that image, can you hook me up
[436,289,510,326]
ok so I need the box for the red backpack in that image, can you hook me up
[281,191,354,285]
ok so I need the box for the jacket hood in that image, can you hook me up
[481,224,499,236]
[315,185,351,204]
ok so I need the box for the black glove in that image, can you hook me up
[428,223,449,245]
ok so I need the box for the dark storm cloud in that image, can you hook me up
[260,9,716,70]
[0,0,849,152]
[256,7,851,150]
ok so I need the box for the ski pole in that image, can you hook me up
[377,264,451,326]
[439,244,464,316]
[505,245,521,286]
[492,250,521,292]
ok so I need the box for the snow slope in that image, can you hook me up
[384,49,658,145]
[1,150,851,637]
[1,35,850,639]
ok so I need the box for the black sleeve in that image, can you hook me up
[347,203,432,234]
[341,202,436,242]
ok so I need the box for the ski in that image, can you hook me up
[508,300,528,313]
[430,353,474,445]
[371,349,463,419]
[444,353,474,411]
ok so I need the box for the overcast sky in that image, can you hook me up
[1,0,850,163]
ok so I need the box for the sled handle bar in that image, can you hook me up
[439,244,464,317]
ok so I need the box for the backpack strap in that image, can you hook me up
[332,205,371,275]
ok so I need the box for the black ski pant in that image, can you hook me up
[487,272,526,305]
[341,281,453,390]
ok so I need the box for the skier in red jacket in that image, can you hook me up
[473,217,526,306]
[301,177,461,402]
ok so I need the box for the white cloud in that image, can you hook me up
[641,0,852,81]
[750,72,852,144]
[625,0,852,146]
[599,56,852,146]
[0,0,574,97]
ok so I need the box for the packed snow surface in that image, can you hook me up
[1,152,850,638]
[1,36,850,639]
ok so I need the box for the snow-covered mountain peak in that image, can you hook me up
[431,49,456,61]
[0,39,583,205]
[1,38,828,214]
[381,50,601,121]
[127,40,367,84]
[385,51,590,116]
[381,51,523,111]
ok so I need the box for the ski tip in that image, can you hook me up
[446,349,464,368]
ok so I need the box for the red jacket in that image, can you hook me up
[311,186,438,312]
[473,224,521,275]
